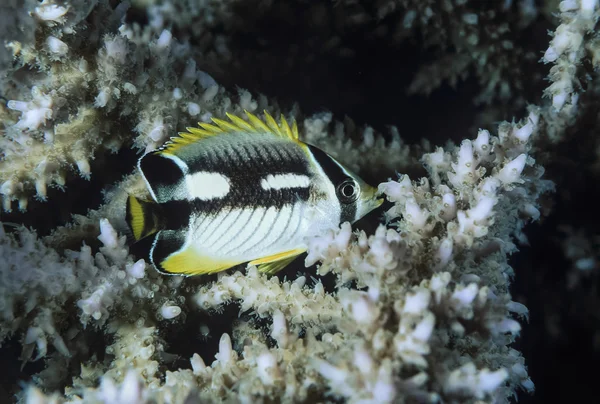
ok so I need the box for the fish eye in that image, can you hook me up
[337,179,359,203]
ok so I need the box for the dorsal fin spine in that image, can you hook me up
[185,127,211,137]
[199,122,222,133]
[211,117,239,132]
[263,111,281,136]
[226,112,254,131]
[280,113,293,139]
[246,111,271,133]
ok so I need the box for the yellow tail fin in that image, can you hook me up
[126,195,162,241]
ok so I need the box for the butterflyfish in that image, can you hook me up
[126,110,383,276]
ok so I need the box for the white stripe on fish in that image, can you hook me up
[260,173,311,191]
[185,171,231,200]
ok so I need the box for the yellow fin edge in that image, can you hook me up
[159,110,299,154]
[160,246,304,276]
[248,248,305,275]
[161,247,242,276]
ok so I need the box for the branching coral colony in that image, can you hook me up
[0,0,597,403]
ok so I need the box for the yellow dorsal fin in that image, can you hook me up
[252,110,299,140]
[160,110,299,154]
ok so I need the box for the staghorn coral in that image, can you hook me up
[3,107,544,402]
[1,0,600,403]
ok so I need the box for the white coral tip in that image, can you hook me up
[191,353,206,374]
[451,283,479,307]
[351,295,377,324]
[76,159,91,177]
[445,363,508,399]
[405,198,429,230]
[403,289,431,314]
[46,36,68,55]
[514,121,534,142]
[98,219,118,249]
[478,368,509,395]
[35,3,68,21]
[188,102,201,116]
[215,333,233,364]
[24,326,44,344]
[156,30,172,49]
[353,348,373,374]
[127,259,146,279]
[581,0,598,16]
[24,386,47,404]
[256,352,280,385]
[413,312,435,341]
[120,370,142,403]
[271,310,289,347]
[435,238,453,269]
[7,100,28,112]
[373,373,396,402]
[313,359,346,383]
[498,154,527,184]
[468,196,496,221]
[160,304,182,319]
[543,46,559,63]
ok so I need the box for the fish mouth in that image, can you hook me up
[354,181,386,221]
[362,185,385,211]
[370,197,384,210]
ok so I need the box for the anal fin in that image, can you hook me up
[152,230,241,276]
[248,248,305,275]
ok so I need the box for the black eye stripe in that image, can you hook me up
[307,144,358,222]
[306,144,350,186]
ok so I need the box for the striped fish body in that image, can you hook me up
[127,111,382,276]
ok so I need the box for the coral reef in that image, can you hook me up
[1,0,599,403]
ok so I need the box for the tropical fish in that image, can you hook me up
[126,110,382,276]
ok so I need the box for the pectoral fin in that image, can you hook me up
[248,248,305,275]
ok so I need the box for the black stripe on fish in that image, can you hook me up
[156,199,194,231]
[184,138,311,182]
[150,230,187,274]
[188,186,310,212]
[305,144,357,223]
[139,152,186,203]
